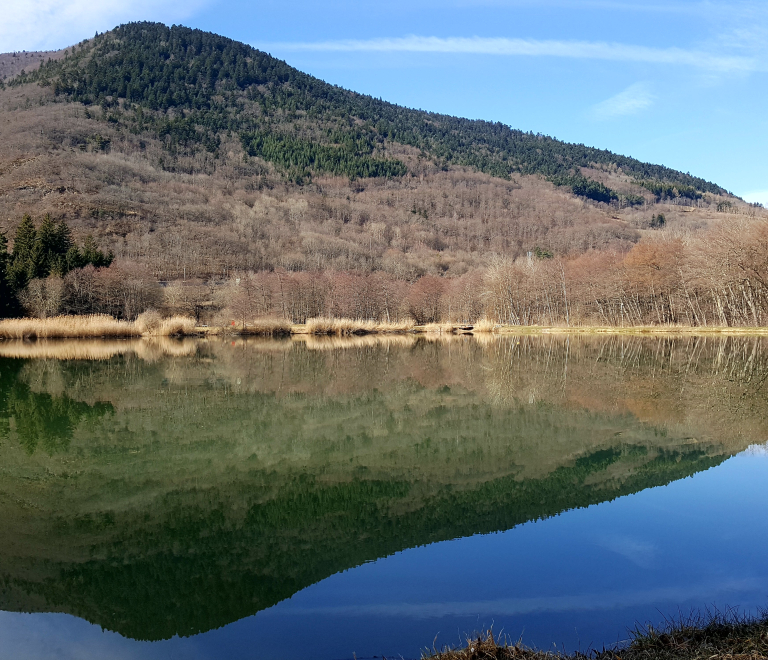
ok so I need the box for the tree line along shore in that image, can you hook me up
[5,212,768,333]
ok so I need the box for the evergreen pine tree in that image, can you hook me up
[32,213,58,277]
[66,245,85,271]
[80,235,113,268]
[55,219,73,255]
[82,235,99,265]
[0,231,16,318]
[8,214,37,290]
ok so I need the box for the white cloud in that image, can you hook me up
[0,0,209,53]
[596,534,657,567]
[452,0,707,12]
[262,36,760,73]
[592,82,655,119]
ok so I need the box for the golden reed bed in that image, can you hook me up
[0,314,197,339]
[302,317,415,336]
[0,315,138,339]
[4,315,768,344]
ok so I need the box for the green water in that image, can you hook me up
[0,334,765,645]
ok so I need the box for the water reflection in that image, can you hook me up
[0,335,766,648]
[0,337,200,361]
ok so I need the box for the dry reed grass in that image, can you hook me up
[239,318,292,336]
[155,316,197,336]
[213,318,292,336]
[472,319,498,333]
[135,312,197,336]
[0,314,198,340]
[299,334,418,351]
[424,611,768,660]
[305,317,415,336]
[133,310,162,334]
[0,315,138,339]
[425,631,553,660]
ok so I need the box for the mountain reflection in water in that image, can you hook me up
[0,334,766,649]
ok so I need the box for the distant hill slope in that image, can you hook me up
[0,22,752,282]
[0,49,65,82]
[12,22,727,201]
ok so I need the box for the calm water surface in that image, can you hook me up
[0,334,767,660]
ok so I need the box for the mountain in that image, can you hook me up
[0,22,747,283]
[10,22,727,195]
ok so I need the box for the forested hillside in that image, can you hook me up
[12,22,726,199]
[0,22,765,325]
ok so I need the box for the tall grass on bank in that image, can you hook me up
[236,318,292,336]
[134,311,197,336]
[0,315,138,339]
[0,314,199,340]
[472,319,497,333]
[305,317,415,336]
[424,610,768,660]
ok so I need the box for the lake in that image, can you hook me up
[1,334,767,660]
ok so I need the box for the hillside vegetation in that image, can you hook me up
[12,22,726,196]
[0,22,765,327]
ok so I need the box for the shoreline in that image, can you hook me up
[424,611,768,660]
[4,315,768,340]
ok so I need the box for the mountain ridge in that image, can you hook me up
[8,22,729,199]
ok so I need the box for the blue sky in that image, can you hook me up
[2,1,767,202]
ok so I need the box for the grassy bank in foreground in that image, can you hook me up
[5,315,768,339]
[427,612,768,660]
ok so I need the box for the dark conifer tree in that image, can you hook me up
[5,216,114,297]
[32,214,59,277]
[55,219,73,256]
[66,245,85,272]
[8,214,37,290]
[0,231,16,317]
[81,235,114,268]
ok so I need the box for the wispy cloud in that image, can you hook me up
[592,83,655,119]
[596,534,657,566]
[263,36,760,73]
[452,0,710,12]
[0,0,208,52]
[266,578,757,619]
